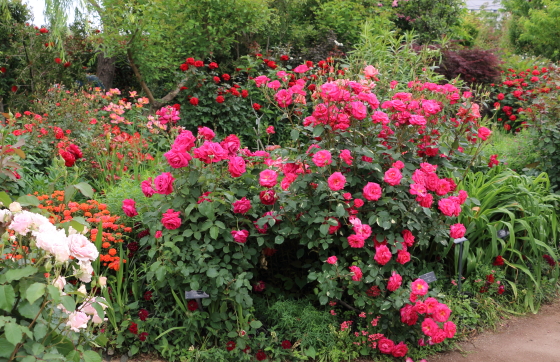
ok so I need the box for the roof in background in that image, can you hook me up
[465,0,503,11]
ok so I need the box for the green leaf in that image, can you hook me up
[128,345,139,356]
[0,285,15,312]
[306,346,316,358]
[74,182,94,199]
[25,283,46,304]
[5,266,38,282]
[64,185,77,204]
[0,191,12,206]
[209,226,219,239]
[94,334,108,347]
[17,195,39,207]
[313,125,324,137]
[61,295,76,313]
[274,235,284,244]
[0,338,15,358]
[82,350,102,362]
[34,323,48,341]
[290,129,299,141]
[319,223,330,235]
[21,356,37,362]
[335,203,346,217]
[4,322,22,345]
[249,320,262,329]
[207,268,218,278]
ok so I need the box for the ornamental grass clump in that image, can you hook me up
[131,61,492,359]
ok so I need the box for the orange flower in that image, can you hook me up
[108,248,117,256]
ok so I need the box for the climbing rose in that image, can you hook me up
[387,271,402,291]
[378,338,395,354]
[449,223,466,239]
[259,169,278,188]
[326,256,337,264]
[340,149,353,165]
[164,149,191,168]
[349,266,363,281]
[233,197,252,214]
[231,230,249,243]
[228,157,246,178]
[363,182,382,201]
[384,167,402,186]
[161,209,181,230]
[328,172,346,191]
[402,230,415,247]
[154,172,175,195]
[259,190,277,205]
[347,234,366,248]
[477,127,492,141]
[411,279,429,296]
[374,245,392,265]
[312,150,332,167]
[122,199,138,217]
[141,178,155,197]
[391,342,408,358]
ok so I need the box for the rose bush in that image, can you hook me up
[129,61,490,359]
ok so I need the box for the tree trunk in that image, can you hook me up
[96,52,115,89]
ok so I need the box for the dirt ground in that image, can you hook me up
[109,299,560,362]
[429,298,560,362]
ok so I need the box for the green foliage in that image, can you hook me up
[448,166,560,312]
[482,128,541,173]
[518,0,560,61]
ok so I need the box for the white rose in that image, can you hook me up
[8,202,22,213]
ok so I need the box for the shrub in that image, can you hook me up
[481,128,540,173]
[436,47,502,85]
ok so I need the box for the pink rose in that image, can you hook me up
[293,64,309,73]
[420,162,437,173]
[384,168,402,186]
[411,279,429,296]
[348,101,367,120]
[141,178,155,198]
[347,234,365,248]
[363,182,382,201]
[400,304,418,326]
[68,234,99,262]
[254,75,271,87]
[233,197,252,214]
[154,172,175,195]
[416,193,433,208]
[259,190,278,205]
[67,311,89,332]
[172,130,196,152]
[374,245,392,265]
[228,156,246,178]
[340,149,353,165]
[122,199,138,217]
[326,256,337,265]
[458,190,468,204]
[444,321,456,338]
[164,149,192,168]
[259,169,278,188]
[281,173,298,190]
[267,80,282,90]
[275,89,293,107]
[392,160,405,169]
[155,230,162,238]
[266,126,275,134]
[197,126,215,140]
[409,183,427,197]
[387,271,402,291]
[438,198,461,217]
[9,212,34,235]
[477,126,491,141]
[425,173,439,192]
[421,317,438,337]
[193,141,227,164]
[391,342,408,358]
[433,303,451,322]
[378,338,395,354]
[231,229,249,243]
[312,150,332,167]
[371,111,389,124]
[161,209,181,230]
[449,223,466,239]
[424,297,439,314]
[402,230,415,247]
[349,266,363,281]
[220,134,241,157]
[354,199,364,208]
[364,65,378,79]
[396,249,411,264]
[409,114,426,125]
[328,172,346,191]
[435,179,451,196]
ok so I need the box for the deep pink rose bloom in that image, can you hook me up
[400,304,418,326]
[402,230,415,247]
[371,111,389,124]
[458,189,468,204]
[424,297,439,314]
[172,130,196,152]
[312,150,332,167]
[347,234,366,248]
[349,265,363,281]
[354,199,364,208]
[281,173,298,190]
[410,183,427,197]
[409,114,426,125]
[450,223,466,239]
[228,156,246,178]
[384,168,402,186]
[392,160,404,169]
[154,172,175,195]
[444,321,457,338]
[378,338,395,354]
[155,231,162,238]
[411,279,429,296]
[363,182,382,201]
[433,303,452,322]
[253,281,266,292]
[425,172,440,192]
[233,197,252,214]
[435,179,451,196]
[328,172,346,191]
[477,126,491,141]
[438,198,461,217]
[293,64,309,73]
[161,209,181,230]
[420,162,437,173]
[412,169,427,186]
[259,169,278,188]
[391,342,408,358]
[326,256,337,264]
[275,89,293,107]
[396,249,411,264]
[374,245,392,265]
[193,141,227,164]
[340,149,353,165]
[387,271,402,291]
[141,178,155,198]
[416,193,434,208]
[164,149,192,168]
[266,126,275,134]
[267,80,281,90]
[122,199,138,217]
[421,318,438,337]
[348,101,367,120]
[221,134,241,157]
[197,126,215,140]
[231,229,249,243]
[254,75,270,87]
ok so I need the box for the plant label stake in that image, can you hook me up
[185,290,209,311]
[454,237,467,293]
[418,271,437,284]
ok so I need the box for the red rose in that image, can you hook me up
[226,341,236,351]
[216,95,225,103]
[241,89,248,98]
[233,197,251,214]
[64,62,71,68]
[187,300,198,311]
[39,28,49,33]
[128,322,138,334]
[139,332,148,341]
[281,340,292,349]
[55,57,62,64]
[280,55,289,61]
[256,350,267,361]
[493,255,504,266]
[138,309,149,321]
[252,103,261,111]
[391,342,408,357]
[60,151,76,167]
[67,144,83,159]
[180,63,188,71]
[11,85,17,92]
[194,60,204,67]
[161,209,181,230]
[259,190,277,205]
[378,337,395,354]
[186,57,195,65]
[222,73,230,81]
[189,97,199,106]
[0,67,6,73]
[208,62,218,69]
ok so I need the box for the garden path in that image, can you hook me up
[429,298,560,362]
